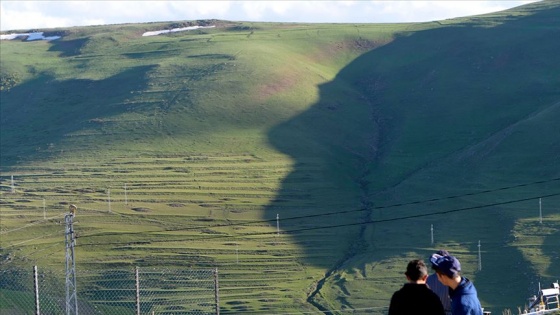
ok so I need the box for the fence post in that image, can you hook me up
[214,268,220,315]
[136,266,140,315]
[34,266,40,315]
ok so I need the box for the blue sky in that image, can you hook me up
[1,1,539,32]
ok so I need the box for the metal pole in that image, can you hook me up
[431,224,434,245]
[34,266,40,315]
[214,268,220,315]
[478,240,482,271]
[539,198,542,224]
[136,267,140,315]
[108,189,111,213]
[65,205,78,315]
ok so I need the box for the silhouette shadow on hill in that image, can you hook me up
[266,2,560,309]
[0,65,155,167]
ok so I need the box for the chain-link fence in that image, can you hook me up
[0,266,219,315]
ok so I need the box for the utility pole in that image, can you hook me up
[124,183,128,205]
[135,267,140,315]
[539,198,542,224]
[65,205,78,315]
[276,214,280,236]
[478,240,482,271]
[431,224,434,245]
[34,266,40,315]
[214,268,220,315]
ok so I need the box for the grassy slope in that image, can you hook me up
[1,20,409,314]
[312,1,560,312]
[1,1,559,314]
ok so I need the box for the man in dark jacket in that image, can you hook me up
[388,259,445,315]
[430,254,483,315]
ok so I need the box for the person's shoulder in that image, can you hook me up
[423,286,442,298]
[391,286,406,298]
[414,284,439,297]
[426,274,438,285]
[459,277,479,292]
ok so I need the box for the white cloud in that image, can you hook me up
[1,2,70,30]
[0,1,540,32]
[242,2,280,21]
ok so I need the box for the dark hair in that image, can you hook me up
[405,259,428,281]
[435,269,459,279]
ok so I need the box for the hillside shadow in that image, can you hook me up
[0,65,155,167]
[543,229,560,280]
[49,37,89,57]
[265,1,560,306]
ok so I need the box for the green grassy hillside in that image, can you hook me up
[1,1,559,314]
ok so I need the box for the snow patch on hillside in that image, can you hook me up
[0,32,61,41]
[142,25,215,37]
[0,25,215,41]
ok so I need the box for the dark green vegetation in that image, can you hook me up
[1,1,560,314]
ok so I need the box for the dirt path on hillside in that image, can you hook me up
[306,99,560,313]
[306,95,384,313]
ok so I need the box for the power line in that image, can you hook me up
[1,242,65,267]
[77,191,560,246]
[283,192,560,235]
[78,177,560,239]
[3,178,558,250]
[26,242,65,260]
[0,214,66,236]
[159,177,556,227]
[4,230,64,248]
[1,232,540,268]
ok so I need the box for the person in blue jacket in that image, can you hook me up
[427,250,453,315]
[430,253,483,315]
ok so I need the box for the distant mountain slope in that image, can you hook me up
[269,0,560,311]
[1,1,559,313]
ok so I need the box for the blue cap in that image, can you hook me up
[430,254,461,277]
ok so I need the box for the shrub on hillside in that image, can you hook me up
[0,72,21,91]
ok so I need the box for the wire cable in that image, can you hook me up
[76,191,560,246]
[4,229,65,248]
[78,177,560,239]
[0,242,64,267]
[0,213,66,235]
